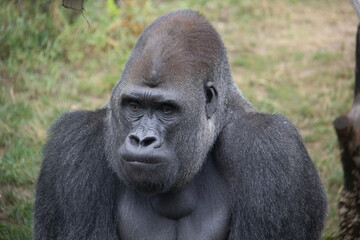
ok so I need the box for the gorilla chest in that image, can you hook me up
[116,179,230,240]
[116,191,230,240]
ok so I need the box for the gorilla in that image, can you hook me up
[34,10,327,240]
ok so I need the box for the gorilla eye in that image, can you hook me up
[159,104,174,114]
[129,102,141,111]
[161,106,171,113]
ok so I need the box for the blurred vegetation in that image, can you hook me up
[0,0,357,239]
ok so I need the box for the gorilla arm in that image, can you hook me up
[34,109,120,240]
[215,112,327,240]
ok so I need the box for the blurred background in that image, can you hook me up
[0,0,358,239]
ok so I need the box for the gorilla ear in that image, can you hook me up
[205,82,218,118]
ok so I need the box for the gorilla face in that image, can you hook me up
[117,85,186,194]
[107,74,218,194]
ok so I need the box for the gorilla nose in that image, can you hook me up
[129,134,161,148]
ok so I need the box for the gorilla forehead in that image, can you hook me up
[126,10,225,87]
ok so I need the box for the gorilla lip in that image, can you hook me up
[120,153,166,173]
[124,160,164,169]
[122,156,164,165]
[119,147,167,165]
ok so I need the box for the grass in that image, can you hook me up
[0,0,357,239]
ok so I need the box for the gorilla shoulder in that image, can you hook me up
[43,109,107,166]
[35,108,120,239]
[39,109,111,190]
[50,109,107,137]
[216,112,326,239]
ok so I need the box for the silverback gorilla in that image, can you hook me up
[34,10,327,240]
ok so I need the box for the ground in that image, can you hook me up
[0,0,357,239]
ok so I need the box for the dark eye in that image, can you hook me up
[129,102,141,111]
[160,105,172,114]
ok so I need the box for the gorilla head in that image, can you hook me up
[105,10,233,194]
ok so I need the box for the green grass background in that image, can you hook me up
[0,0,357,239]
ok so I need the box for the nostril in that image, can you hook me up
[129,135,140,146]
[140,137,157,147]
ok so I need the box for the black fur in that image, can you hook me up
[34,110,120,239]
[216,113,326,239]
[34,10,327,240]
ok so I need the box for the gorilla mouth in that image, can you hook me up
[124,161,164,170]
[124,156,163,165]
[119,148,168,165]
